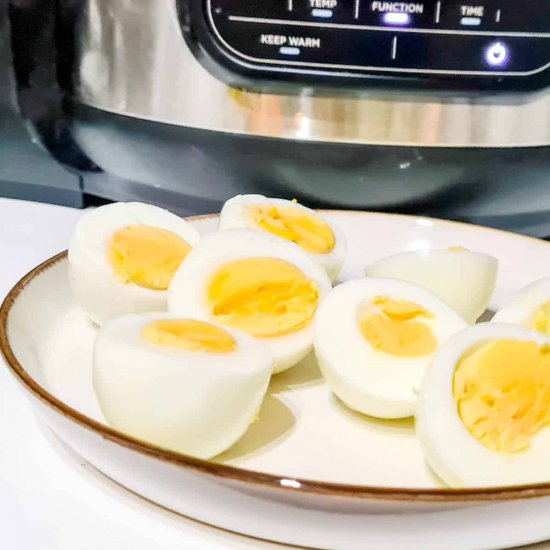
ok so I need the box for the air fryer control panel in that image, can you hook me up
[186,0,550,91]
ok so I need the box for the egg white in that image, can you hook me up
[416,322,550,488]
[69,202,201,325]
[93,312,273,459]
[218,194,347,283]
[493,277,550,329]
[366,248,498,323]
[314,278,467,419]
[168,228,332,374]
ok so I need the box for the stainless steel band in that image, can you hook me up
[74,0,550,148]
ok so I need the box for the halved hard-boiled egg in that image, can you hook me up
[366,248,498,324]
[94,313,273,459]
[417,323,550,487]
[314,278,467,419]
[218,194,346,283]
[168,229,332,374]
[493,277,550,336]
[69,202,200,325]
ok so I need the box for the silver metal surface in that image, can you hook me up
[75,0,550,147]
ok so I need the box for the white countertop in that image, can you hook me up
[0,199,275,550]
[0,198,548,550]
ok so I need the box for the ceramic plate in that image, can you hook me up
[3,211,550,550]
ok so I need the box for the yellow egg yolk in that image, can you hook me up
[454,339,550,453]
[141,319,236,353]
[372,295,433,322]
[530,301,550,336]
[207,257,318,338]
[359,297,436,357]
[108,225,191,290]
[246,204,335,254]
[448,246,470,252]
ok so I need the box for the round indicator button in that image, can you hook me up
[484,41,509,67]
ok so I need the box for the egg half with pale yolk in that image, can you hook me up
[416,322,550,487]
[492,277,550,337]
[68,202,201,325]
[168,229,332,374]
[218,194,346,283]
[93,313,273,459]
[314,278,467,419]
[366,247,498,323]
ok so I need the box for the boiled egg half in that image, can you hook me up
[94,313,273,459]
[69,202,200,325]
[493,277,550,336]
[314,278,467,419]
[218,194,346,283]
[366,247,498,324]
[417,322,550,487]
[168,229,332,373]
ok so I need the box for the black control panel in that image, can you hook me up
[185,0,550,91]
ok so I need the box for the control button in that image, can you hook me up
[459,3,485,27]
[279,46,301,55]
[258,30,326,61]
[260,32,322,50]
[440,3,488,28]
[383,12,411,26]
[437,2,547,32]
[370,1,425,15]
[309,0,337,19]
[484,41,509,67]
[294,0,355,22]
[460,17,481,26]
[370,1,425,25]
[311,8,335,18]
[360,1,434,27]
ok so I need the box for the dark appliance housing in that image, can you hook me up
[0,0,80,207]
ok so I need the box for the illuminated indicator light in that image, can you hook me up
[383,12,410,25]
[312,8,333,18]
[280,46,301,56]
[461,16,481,26]
[485,41,509,67]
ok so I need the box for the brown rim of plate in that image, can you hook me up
[2,211,550,503]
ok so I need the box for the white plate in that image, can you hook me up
[3,211,550,550]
